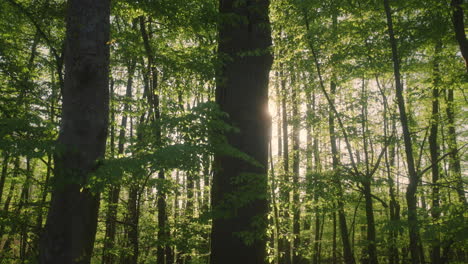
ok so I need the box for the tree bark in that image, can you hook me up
[210,0,273,263]
[39,0,110,263]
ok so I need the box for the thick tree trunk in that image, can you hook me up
[210,0,273,263]
[39,0,110,263]
[383,1,421,263]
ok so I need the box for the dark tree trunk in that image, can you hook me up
[0,152,9,203]
[210,0,273,263]
[445,88,465,204]
[383,1,421,263]
[362,181,378,264]
[429,43,442,264]
[451,0,468,71]
[39,0,110,263]
[0,157,19,242]
[332,211,337,264]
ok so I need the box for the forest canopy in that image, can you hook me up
[0,0,466,264]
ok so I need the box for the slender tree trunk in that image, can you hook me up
[329,81,356,264]
[275,71,283,158]
[332,211,337,264]
[291,72,301,264]
[139,15,173,264]
[20,158,34,262]
[280,66,291,264]
[0,157,20,258]
[0,157,19,241]
[429,42,442,264]
[0,152,9,203]
[378,78,400,264]
[445,87,465,204]
[39,0,110,262]
[362,181,378,264]
[269,141,281,264]
[210,0,273,263]
[383,1,421,263]
[360,80,378,264]
[102,61,135,264]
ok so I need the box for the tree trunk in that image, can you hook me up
[379,78,400,264]
[280,66,291,264]
[429,42,442,264]
[445,87,465,204]
[329,81,356,264]
[291,72,301,264]
[39,0,110,262]
[360,80,378,264]
[210,0,273,263]
[450,0,468,71]
[0,152,9,203]
[383,1,421,263]
[102,61,135,264]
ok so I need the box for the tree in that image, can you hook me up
[39,0,110,263]
[383,0,421,263]
[210,0,273,263]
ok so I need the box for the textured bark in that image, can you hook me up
[210,0,273,263]
[39,0,110,263]
[383,1,421,263]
